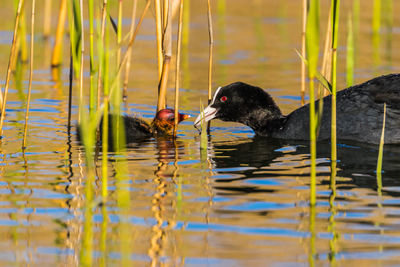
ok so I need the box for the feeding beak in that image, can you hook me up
[178,113,191,122]
[193,105,218,130]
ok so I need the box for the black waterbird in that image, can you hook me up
[194,74,400,144]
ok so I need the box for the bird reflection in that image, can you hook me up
[208,136,400,196]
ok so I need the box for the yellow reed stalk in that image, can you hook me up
[163,0,169,30]
[22,0,35,149]
[174,0,184,136]
[301,0,307,106]
[157,0,172,112]
[155,0,163,79]
[0,0,25,136]
[43,0,51,39]
[123,0,137,107]
[51,0,67,67]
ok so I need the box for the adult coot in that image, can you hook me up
[194,74,400,144]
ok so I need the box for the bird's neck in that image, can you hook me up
[244,108,285,136]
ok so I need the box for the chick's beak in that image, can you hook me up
[178,113,190,122]
[193,105,218,130]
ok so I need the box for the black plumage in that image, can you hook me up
[195,74,400,144]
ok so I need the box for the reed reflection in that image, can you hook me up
[149,138,186,266]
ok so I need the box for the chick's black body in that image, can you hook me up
[195,74,400,144]
[78,109,189,146]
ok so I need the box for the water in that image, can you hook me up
[1,0,400,266]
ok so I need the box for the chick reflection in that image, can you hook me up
[149,138,186,267]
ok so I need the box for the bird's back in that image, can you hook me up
[274,74,400,144]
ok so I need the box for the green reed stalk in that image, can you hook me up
[0,0,24,136]
[14,0,28,65]
[123,0,138,108]
[102,18,110,199]
[51,0,67,68]
[200,102,208,151]
[97,0,108,111]
[330,0,340,179]
[111,0,124,151]
[174,0,184,136]
[78,0,84,125]
[88,0,96,116]
[376,103,386,190]
[316,5,332,137]
[43,0,51,39]
[301,0,307,106]
[155,0,163,79]
[306,0,319,206]
[22,0,35,149]
[346,13,354,87]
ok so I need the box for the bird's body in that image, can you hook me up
[78,109,189,146]
[195,74,400,144]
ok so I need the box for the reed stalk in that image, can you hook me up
[163,0,169,30]
[207,0,214,133]
[200,102,208,151]
[372,0,381,68]
[174,0,184,136]
[155,0,164,79]
[157,0,172,112]
[22,0,35,149]
[102,17,110,199]
[301,0,307,106]
[0,0,25,136]
[123,0,138,107]
[15,1,28,65]
[43,0,51,39]
[88,0,95,116]
[97,0,108,111]
[78,0,85,125]
[51,0,67,68]
[330,0,340,180]
[346,13,354,87]
[306,0,319,206]
[376,103,386,184]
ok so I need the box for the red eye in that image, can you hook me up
[220,96,228,102]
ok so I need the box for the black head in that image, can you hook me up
[194,82,282,133]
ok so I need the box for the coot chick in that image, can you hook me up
[83,109,189,145]
[194,74,400,144]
